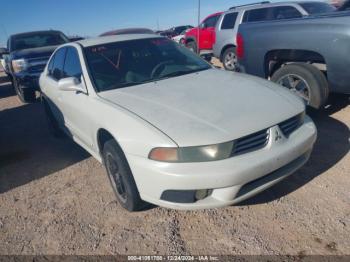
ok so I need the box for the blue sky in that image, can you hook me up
[0,0,319,46]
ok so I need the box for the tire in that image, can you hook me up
[222,47,238,71]
[271,63,329,109]
[13,78,36,103]
[102,139,145,212]
[186,41,197,53]
[42,98,64,138]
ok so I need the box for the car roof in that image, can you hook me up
[10,30,64,38]
[203,12,224,19]
[77,34,163,47]
[227,1,322,12]
[100,28,155,37]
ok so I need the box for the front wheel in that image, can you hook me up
[186,41,197,53]
[222,47,237,71]
[102,139,146,212]
[271,63,329,109]
[13,79,36,103]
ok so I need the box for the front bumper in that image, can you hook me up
[13,72,41,91]
[127,116,317,210]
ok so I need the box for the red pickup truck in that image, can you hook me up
[185,12,223,59]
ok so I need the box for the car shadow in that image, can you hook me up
[323,93,350,115]
[0,82,15,100]
[0,101,90,193]
[240,95,349,206]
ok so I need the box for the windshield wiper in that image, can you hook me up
[157,67,209,80]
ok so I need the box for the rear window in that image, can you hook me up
[221,13,238,30]
[299,2,335,14]
[11,32,68,52]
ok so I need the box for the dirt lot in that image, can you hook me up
[0,71,349,256]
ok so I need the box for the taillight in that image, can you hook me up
[236,33,244,59]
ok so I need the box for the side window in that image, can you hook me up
[47,55,55,76]
[52,47,66,81]
[243,6,302,22]
[63,47,82,80]
[203,15,220,28]
[272,6,302,20]
[221,12,238,30]
[243,8,270,22]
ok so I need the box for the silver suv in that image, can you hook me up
[213,1,335,71]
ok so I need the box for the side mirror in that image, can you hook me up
[58,77,86,94]
[200,23,207,29]
[0,47,8,56]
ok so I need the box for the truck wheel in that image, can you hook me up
[271,63,329,109]
[186,41,197,53]
[13,79,36,103]
[42,98,64,138]
[222,47,237,71]
[102,139,146,212]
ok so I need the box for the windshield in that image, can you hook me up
[300,2,335,14]
[84,38,211,92]
[11,32,68,51]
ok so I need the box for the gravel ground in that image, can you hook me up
[0,71,349,256]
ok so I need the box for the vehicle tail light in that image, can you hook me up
[236,33,244,59]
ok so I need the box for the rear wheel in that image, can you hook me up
[271,63,329,109]
[102,139,146,212]
[186,41,197,53]
[222,47,237,71]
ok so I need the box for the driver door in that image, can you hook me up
[58,46,93,150]
[199,14,221,50]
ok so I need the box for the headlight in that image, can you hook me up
[12,59,28,73]
[149,141,234,162]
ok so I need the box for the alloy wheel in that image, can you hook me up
[277,74,311,104]
[106,153,127,203]
[224,51,237,71]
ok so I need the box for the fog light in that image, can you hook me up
[195,189,211,200]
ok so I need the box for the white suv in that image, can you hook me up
[213,1,335,71]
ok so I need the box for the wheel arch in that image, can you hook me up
[264,49,327,78]
[184,36,197,46]
[96,128,122,160]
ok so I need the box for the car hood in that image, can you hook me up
[11,45,59,60]
[99,69,304,146]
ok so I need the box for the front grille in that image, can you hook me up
[28,56,49,73]
[279,113,303,137]
[232,129,269,156]
[28,64,46,73]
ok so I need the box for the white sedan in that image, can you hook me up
[39,35,317,211]
[171,29,190,45]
